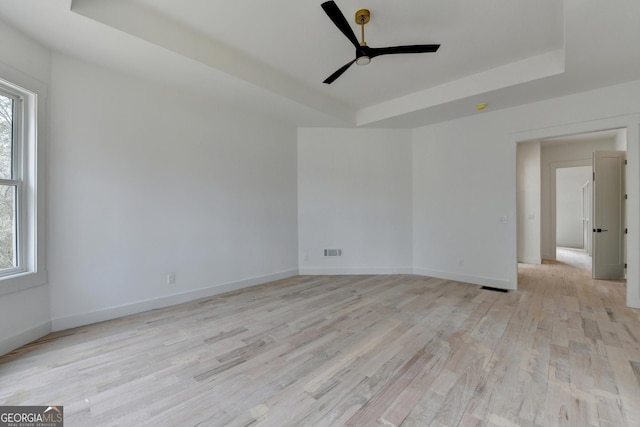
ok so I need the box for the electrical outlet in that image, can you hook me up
[167,273,176,285]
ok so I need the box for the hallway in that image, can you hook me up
[556,247,592,271]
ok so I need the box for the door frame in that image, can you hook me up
[511,114,640,309]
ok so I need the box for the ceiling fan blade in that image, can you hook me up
[369,44,441,58]
[323,59,357,84]
[321,1,360,49]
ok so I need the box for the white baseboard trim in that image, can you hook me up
[412,267,516,290]
[51,269,298,332]
[298,267,414,275]
[518,257,542,265]
[557,243,583,249]
[45,266,516,333]
[0,320,51,356]
[296,266,514,289]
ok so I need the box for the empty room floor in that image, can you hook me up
[1,262,639,426]
[556,247,592,271]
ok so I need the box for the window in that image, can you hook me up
[0,74,43,291]
[0,91,21,274]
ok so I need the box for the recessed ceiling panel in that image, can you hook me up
[132,0,564,108]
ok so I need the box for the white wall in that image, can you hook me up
[517,141,541,264]
[0,20,51,355]
[412,118,516,289]
[412,81,640,304]
[297,128,412,274]
[540,139,616,259]
[48,54,298,330]
[297,83,640,309]
[4,18,640,356]
[556,166,591,248]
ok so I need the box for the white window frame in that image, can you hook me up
[0,67,46,296]
[0,88,24,276]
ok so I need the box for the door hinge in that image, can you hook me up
[625,160,628,165]
[625,194,628,200]
[625,263,627,269]
[625,228,628,234]
[593,172,595,181]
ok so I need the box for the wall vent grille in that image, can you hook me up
[324,249,342,257]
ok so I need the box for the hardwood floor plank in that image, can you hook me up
[1,253,639,426]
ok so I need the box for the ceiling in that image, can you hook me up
[0,0,639,127]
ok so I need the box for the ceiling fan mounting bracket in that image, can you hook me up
[355,9,370,25]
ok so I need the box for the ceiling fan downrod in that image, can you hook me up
[355,8,370,46]
[355,9,370,65]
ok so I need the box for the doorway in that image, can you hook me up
[517,128,627,277]
[514,115,639,309]
[556,166,592,250]
[555,165,593,269]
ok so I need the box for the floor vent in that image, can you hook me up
[481,286,509,293]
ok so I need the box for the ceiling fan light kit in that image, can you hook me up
[321,1,440,84]
[356,56,371,66]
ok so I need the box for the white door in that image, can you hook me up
[582,180,591,254]
[592,151,625,279]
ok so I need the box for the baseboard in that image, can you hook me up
[298,267,414,275]
[51,269,299,331]
[412,267,516,290]
[557,243,583,249]
[297,266,514,289]
[47,266,515,332]
[0,320,51,356]
[541,252,556,261]
[518,257,542,265]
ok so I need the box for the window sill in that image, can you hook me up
[0,270,47,297]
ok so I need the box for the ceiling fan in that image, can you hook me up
[321,1,440,84]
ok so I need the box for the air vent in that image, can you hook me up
[481,286,509,293]
[324,249,342,257]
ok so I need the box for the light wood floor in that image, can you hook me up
[1,262,639,426]
[556,247,592,271]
